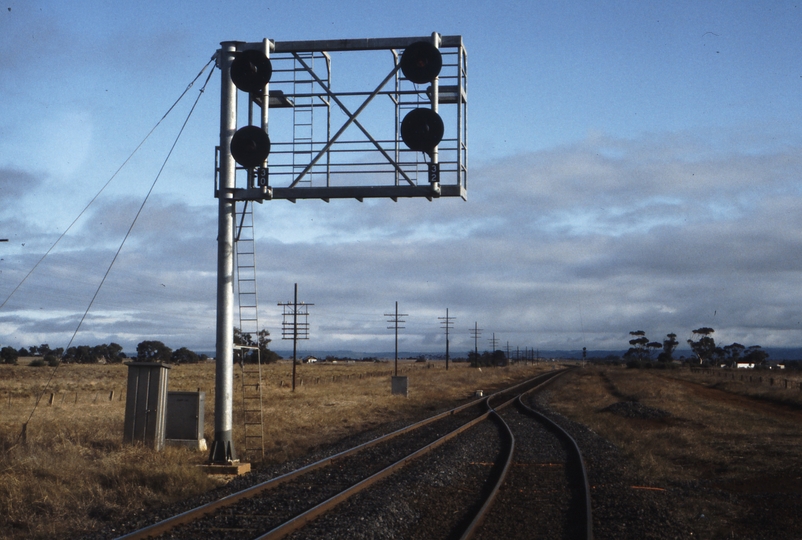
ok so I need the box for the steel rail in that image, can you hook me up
[115,371,556,540]
[256,398,496,539]
[457,409,515,540]
[457,369,567,540]
[256,372,561,539]
[515,377,594,540]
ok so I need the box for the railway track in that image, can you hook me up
[116,368,591,540]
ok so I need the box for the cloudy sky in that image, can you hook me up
[2,1,802,357]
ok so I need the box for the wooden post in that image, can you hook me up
[48,393,55,406]
[109,390,115,401]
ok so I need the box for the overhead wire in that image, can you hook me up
[0,56,215,312]
[15,57,217,442]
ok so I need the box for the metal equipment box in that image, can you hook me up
[166,391,205,441]
[391,375,409,397]
[123,362,171,450]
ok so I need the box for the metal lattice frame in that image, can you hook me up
[210,33,467,464]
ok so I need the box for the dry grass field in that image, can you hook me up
[0,359,548,540]
[547,366,802,538]
[5,361,799,539]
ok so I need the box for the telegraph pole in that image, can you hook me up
[385,302,407,376]
[279,283,312,392]
[470,322,482,367]
[438,308,455,370]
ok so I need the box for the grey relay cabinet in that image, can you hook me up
[123,362,171,451]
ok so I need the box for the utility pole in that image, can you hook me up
[438,308,455,370]
[489,333,498,352]
[470,322,482,367]
[385,302,407,376]
[279,283,312,392]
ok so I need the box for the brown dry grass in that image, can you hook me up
[546,366,802,536]
[547,367,802,482]
[0,360,549,539]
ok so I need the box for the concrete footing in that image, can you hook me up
[199,461,251,476]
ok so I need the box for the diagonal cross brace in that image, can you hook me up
[288,54,415,188]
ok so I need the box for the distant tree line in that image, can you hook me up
[0,327,280,366]
[468,350,508,367]
[624,327,770,368]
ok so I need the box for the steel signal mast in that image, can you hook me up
[211,34,467,464]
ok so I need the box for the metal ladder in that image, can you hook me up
[292,52,315,186]
[234,200,264,459]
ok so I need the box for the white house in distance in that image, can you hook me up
[735,361,755,369]
[302,356,318,364]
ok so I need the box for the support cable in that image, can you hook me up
[15,61,216,443]
[0,57,215,311]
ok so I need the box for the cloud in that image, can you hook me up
[3,129,802,354]
[252,130,802,352]
[0,167,41,199]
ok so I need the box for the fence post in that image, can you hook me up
[48,393,55,406]
[109,390,115,401]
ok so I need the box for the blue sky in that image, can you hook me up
[2,1,802,356]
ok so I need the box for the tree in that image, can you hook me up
[256,328,280,363]
[625,330,649,362]
[1,346,19,365]
[743,345,769,366]
[63,345,94,364]
[40,347,63,365]
[658,333,679,363]
[234,327,279,364]
[136,340,172,363]
[687,327,716,365]
[646,341,662,360]
[28,343,51,357]
[105,343,126,363]
[719,343,745,367]
[171,347,201,364]
[492,350,508,367]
